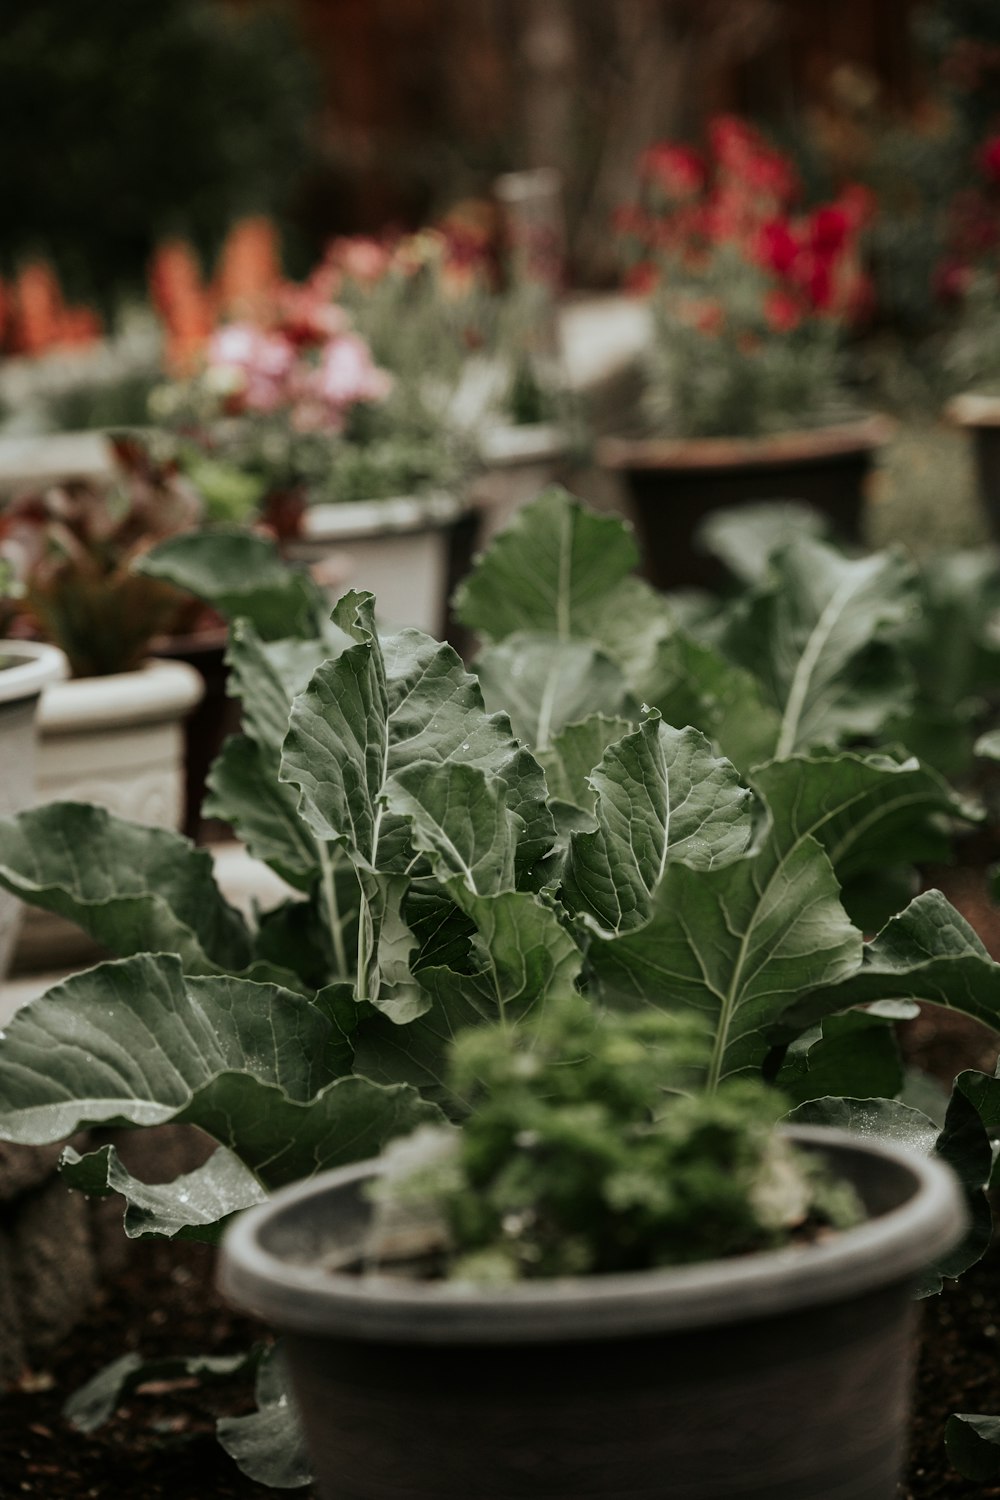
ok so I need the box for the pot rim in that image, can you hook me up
[218,1125,965,1345]
[596,414,893,472]
[477,421,568,467]
[0,641,67,707]
[296,490,474,543]
[946,392,1000,429]
[37,658,204,735]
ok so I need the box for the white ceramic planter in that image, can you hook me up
[284,492,478,637]
[12,659,204,973]
[0,643,68,982]
[474,422,569,542]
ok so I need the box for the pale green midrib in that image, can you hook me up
[556,506,572,641]
[318,842,350,980]
[774,573,863,761]
[704,807,862,1093]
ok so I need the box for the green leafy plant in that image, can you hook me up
[0,490,998,1484]
[366,996,863,1284]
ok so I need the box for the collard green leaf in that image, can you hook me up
[590,832,861,1089]
[789,1078,994,1293]
[640,632,782,775]
[563,715,753,935]
[388,762,524,899]
[721,539,916,759]
[228,621,346,757]
[456,486,640,642]
[696,501,830,586]
[946,1414,1000,1482]
[537,714,633,813]
[0,803,252,974]
[354,891,581,1106]
[476,633,634,751]
[136,528,326,641]
[186,1072,442,1188]
[204,734,319,890]
[786,1095,939,1152]
[753,750,976,884]
[0,954,340,1142]
[779,890,1000,1041]
[217,1348,312,1490]
[65,1349,262,1435]
[60,1143,266,1243]
[777,1012,903,1107]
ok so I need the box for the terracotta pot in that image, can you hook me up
[0,643,67,982]
[220,1126,964,1500]
[948,394,1000,539]
[597,416,892,591]
[283,493,483,640]
[12,659,203,972]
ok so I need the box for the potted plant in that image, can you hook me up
[0,442,205,965]
[599,118,891,589]
[153,259,480,639]
[933,130,1000,538]
[0,632,65,980]
[322,217,573,551]
[219,996,965,1500]
[0,491,997,1485]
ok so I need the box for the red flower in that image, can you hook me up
[981,136,1000,185]
[640,143,706,199]
[764,287,802,333]
[624,261,659,296]
[757,218,800,276]
[808,206,851,256]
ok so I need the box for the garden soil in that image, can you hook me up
[0,1228,995,1498]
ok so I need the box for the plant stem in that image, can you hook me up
[318,842,350,981]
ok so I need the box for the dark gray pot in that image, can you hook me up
[219,1126,965,1500]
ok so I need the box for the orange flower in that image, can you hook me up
[149,240,215,374]
[215,217,283,320]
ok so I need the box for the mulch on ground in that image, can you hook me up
[0,1238,315,1500]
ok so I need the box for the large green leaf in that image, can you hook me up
[66,1349,262,1435]
[60,1143,266,1243]
[779,890,1000,1039]
[457,486,643,640]
[537,713,633,813]
[641,632,782,774]
[777,1011,904,1106]
[204,734,319,890]
[589,831,861,1089]
[721,539,916,759]
[562,715,753,935]
[753,750,975,883]
[0,803,252,974]
[217,1348,312,1490]
[696,501,830,586]
[281,597,549,868]
[476,633,634,752]
[946,1415,1000,1482]
[136,528,327,642]
[354,891,581,1106]
[0,954,342,1141]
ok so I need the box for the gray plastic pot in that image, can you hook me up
[219,1126,965,1500]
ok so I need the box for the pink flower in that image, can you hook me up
[206,324,296,412]
[313,333,393,406]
